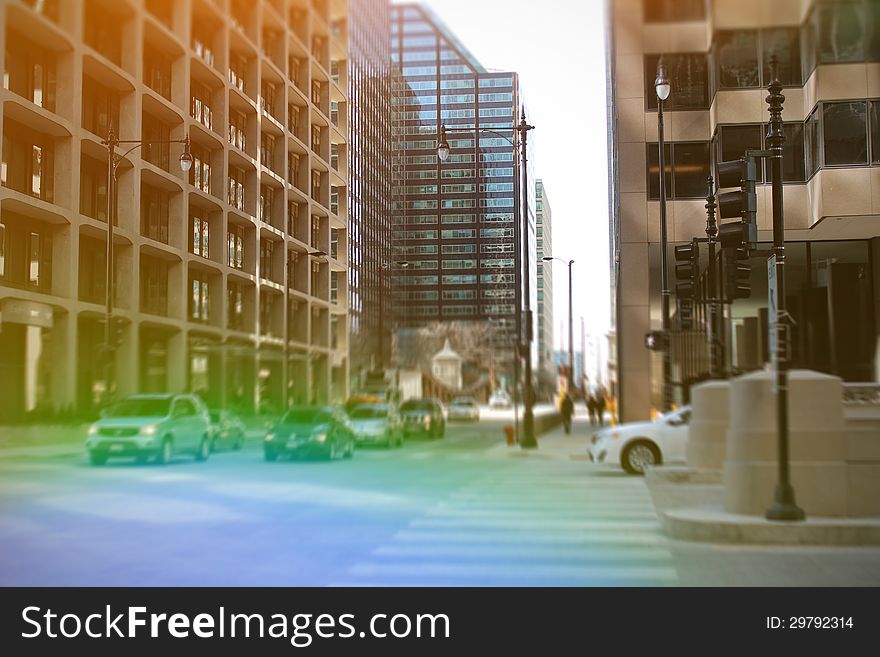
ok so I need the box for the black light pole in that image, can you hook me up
[543,256,574,391]
[437,110,536,448]
[765,58,805,521]
[655,61,672,412]
[101,126,192,406]
[704,176,719,378]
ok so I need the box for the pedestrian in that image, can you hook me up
[561,392,574,434]
[595,385,607,427]
[586,382,598,425]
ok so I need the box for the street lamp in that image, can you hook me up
[543,256,575,392]
[436,109,536,448]
[101,126,192,406]
[655,59,672,412]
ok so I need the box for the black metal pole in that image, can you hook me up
[104,127,117,407]
[765,58,805,521]
[658,96,672,411]
[518,108,536,448]
[705,176,718,378]
[568,260,574,392]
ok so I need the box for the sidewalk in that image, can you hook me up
[0,425,88,459]
[488,410,595,460]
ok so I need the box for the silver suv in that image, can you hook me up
[86,394,213,466]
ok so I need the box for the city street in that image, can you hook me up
[1,410,878,587]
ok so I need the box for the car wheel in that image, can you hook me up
[195,436,211,462]
[156,438,173,465]
[89,450,108,466]
[344,439,354,458]
[264,447,279,462]
[621,440,661,475]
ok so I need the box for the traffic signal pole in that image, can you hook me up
[764,59,805,522]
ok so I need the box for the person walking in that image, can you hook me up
[561,392,574,434]
[586,382,598,425]
[595,385,607,427]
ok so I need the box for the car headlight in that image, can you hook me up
[87,425,98,436]
[264,433,275,442]
[313,433,328,443]
[140,424,158,436]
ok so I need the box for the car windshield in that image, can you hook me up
[400,400,433,412]
[350,405,390,419]
[106,398,171,418]
[280,408,333,425]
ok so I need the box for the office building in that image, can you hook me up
[536,179,555,374]
[607,0,880,421]
[0,0,350,421]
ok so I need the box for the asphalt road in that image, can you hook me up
[2,411,878,586]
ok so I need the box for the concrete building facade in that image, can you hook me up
[607,0,880,421]
[0,0,351,422]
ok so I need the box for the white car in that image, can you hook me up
[587,406,691,475]
[488,390,513,409]
[447,397,480,422]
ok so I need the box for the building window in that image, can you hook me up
[642,0,705,23]
[190,145,211,194]
[144,44,172,99]
[142,114,171,170]
[646,141,710,199]
[190,215,210,258]
[870,100,880,164]
[141,257,168,315]
[229,110,247,151]
[260,133,276,171]
[260,79,276,118]
[227,225,244,269]
[141,184,170,243]
[82,76,119,139]
[260,239,275,281]
[823,101,868,166]
[192,22,215,67]
[715,30,759,88]
[229,52,247,93]
[80,155,109,222]
[809,0,879,66]
[191,81,213,129]
[311,125,322,153]
[3,30,56,111]
[311,215,321,248]
[228,282,244,329]
[762,28,802,87]
[260,185,274,224]
[228,166,245,210]
[716,125,765,181]
[1,121,54,202]
[84,3,122,66]
[805,107,821,175]
[781,123,807,183]
[190,273,210,322]
[311,170,321,201]
[288,152,301,186]
[645,53,709,110]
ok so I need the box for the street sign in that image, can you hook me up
[768,255,777,393]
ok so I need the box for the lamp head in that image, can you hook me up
[436,124,450,161]
[179,135,193,173]
[654,61,670,101]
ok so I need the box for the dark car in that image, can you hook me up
[263,406,354,461]
[208,409,246,451]
[400,398,445,439]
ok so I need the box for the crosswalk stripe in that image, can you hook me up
[372,544,673,560]
[347,562,678,583]
[390,530,667,546]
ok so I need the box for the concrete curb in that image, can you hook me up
[660,505,880,545]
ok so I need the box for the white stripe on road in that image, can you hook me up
[390,530,667,546]
[372,543,672,561]
[409,517,662,530]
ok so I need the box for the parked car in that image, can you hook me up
[348,403,404,448]
[399,398,446,439]
[489,390,513,409]
[344,393,385,415]
[85,394,213,466]
[263,406,355,461]
[208,409,246,451]
[587,406,691,475]
[448,396,480,422]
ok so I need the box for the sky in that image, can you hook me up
[418,0,612,349]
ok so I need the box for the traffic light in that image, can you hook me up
[716,156,757,250]
[723,247,751,300]
[678,298,695,330]
[674,240,699,300]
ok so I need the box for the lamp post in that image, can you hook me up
[704,176,719,378]
[764,58,805,522]
[101,126,192,406]
[437,109,536,447]
[543,256,574,392]
[655,60,672,412]
[284,249,326,408]
[380,260,409,400]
